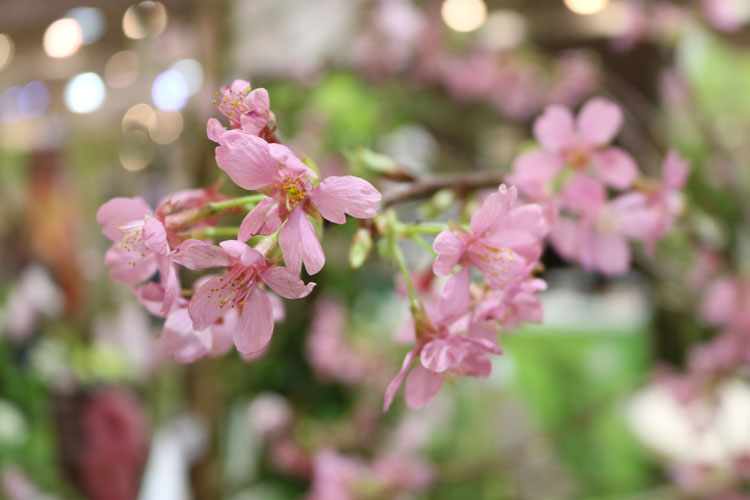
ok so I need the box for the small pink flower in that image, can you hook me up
[171,239,314,355]
[701,276,750,330]
[509,97,638,199]
[207,80,274,141]
[549,175,653,275]
[642,150,690,254]
[473,277,547,330]
[211,133,381,275]
[432,184,546,293]
[97,197,179,315]
[383,287,502,411]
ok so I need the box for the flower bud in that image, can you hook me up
[349,227,373,269]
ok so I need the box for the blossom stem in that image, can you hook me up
[208,194,266,213]
[188,226,239,239]
[409,234,437,256]
[387,211,421,311]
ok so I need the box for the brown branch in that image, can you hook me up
[382,170,507,208]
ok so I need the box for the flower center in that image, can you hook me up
[567,148,590,169]
[209,265,258,310]
[116,220,147,266]
[281,176,307,209]
[212,86,251,124]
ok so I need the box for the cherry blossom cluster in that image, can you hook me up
[383,184,549,410]
[97,80,381,363]
[508,97,690,275]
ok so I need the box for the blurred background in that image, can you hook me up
[1,0,750,498]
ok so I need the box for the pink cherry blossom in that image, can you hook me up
[509,97,638,200]
[206,80,274,142]
[383,280,502,411]
[432,184,547,295]
[549,175,653,275]
[701,276,750,330]
[97,197,179,315]
[642,150,690,254]
[473,277,547,330]
[171,239,314,355]
[210,133,381,275]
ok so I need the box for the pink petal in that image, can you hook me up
[405,365,443,409]
[268,293,286,322]
[229,79,251,93]
[470,187,511,235]
[238,197,282,241]
[383,346,419,412]
[172,239,231,269]
[268,144,317,178]
[209,309,238,356]
[96,197,152,242]
[279,207,325,275]
[507,150,565,199]
[421,337,466,373]
[308,176,381,224]
[577,97,623,147]
[162,307,212,364]
[701,278,737,326]
[188,275,227,331]
[215,133,279,190]
[487,204,548,249]
[142,219,169,256]
[533,105,575,152]
[206,118,227,143]
[219,240,264,267]
[105,246,158,285]
[234,287,274,355]
[432,231,465,276]
[260,266,315,299]
[592,147,638,189]
[549,218,585,262]
[560,174,606,217]
[158,257,180,316]
[456,352,492,377]
[592,233,630,275]
[437,267,470,324]
[662,150,689,188]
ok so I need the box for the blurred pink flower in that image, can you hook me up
[79,389,148,500]
[509,97,638,199]
[701,276,750,330]
[550,175,653,275]
[473,277,547,330]
[642,150,690,254]
[171,239,314,355]
[702,0,750,32]
[210,133,381,274]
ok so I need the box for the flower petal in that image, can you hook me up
[507,150,565,199]
[432,231,465,276]
[421,337,466,373]
[188,275,227,331]
[405,365,443,409]
[162,307,212,364]
[142,219,169,256]
[533,105,575,152]
[219,240,264,267]
[206,118,227,143]
[279,207,325,275]
[383,346,419,412]
[662,149,689,188]
[438,267,470,324]
[172,239,231,269]
[593,232,630,276]
[234,286,274,355]
[158,256,180,316]
[592,147,638,189]
[105,246,158,285]
[268,143,317,178]
[238,197,282,241]
[260,266,315,299]
[96,197,152,242]
[577,97,623,147]
[215,133,278,190]
[308,176,381,224]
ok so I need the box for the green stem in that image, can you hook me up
[409,234,437,256]
[189,226,240,239]
[387,211,420,311]
[208,194,266,213]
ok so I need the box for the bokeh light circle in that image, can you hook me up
[64,72,106,114]
[43,18,83,58]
